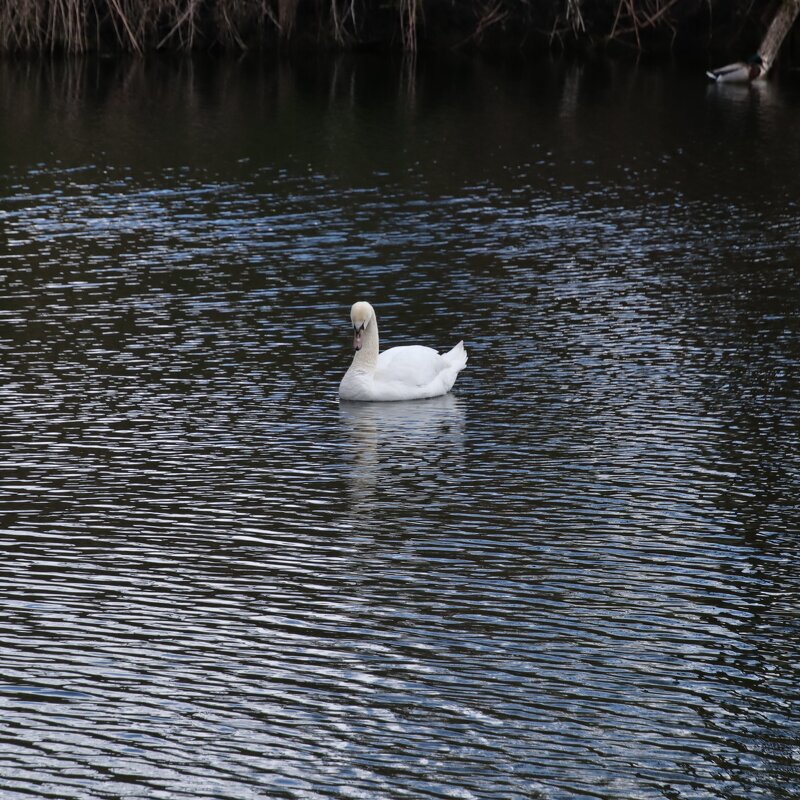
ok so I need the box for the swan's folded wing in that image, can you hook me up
[375,345,446,388]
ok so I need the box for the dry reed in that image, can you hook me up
[0,1,776,55]
[0,0,277,52]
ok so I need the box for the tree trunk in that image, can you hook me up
[759,0,800,74]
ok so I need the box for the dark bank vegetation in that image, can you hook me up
[0,0,797,60]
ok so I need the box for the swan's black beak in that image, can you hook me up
[353,324,364,352]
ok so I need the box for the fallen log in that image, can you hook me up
[707,0,800,82]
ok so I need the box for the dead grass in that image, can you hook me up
[0,1,772,55]
[0,0,278,52]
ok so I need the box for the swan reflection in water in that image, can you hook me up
[338,393,466,514]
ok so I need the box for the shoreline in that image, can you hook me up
[1,0,798,69]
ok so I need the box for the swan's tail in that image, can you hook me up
[443,340,468,372]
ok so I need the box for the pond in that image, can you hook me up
[1,54,799,799]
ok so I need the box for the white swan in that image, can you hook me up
[339,301,468,402]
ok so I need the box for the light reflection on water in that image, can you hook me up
[1,55,799,799]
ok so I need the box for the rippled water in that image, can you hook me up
[1,56,799,799]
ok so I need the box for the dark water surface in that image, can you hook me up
[1,55,799,799]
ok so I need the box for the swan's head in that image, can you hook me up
[350,301,374,352]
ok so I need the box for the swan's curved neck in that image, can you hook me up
[353,317,379,370]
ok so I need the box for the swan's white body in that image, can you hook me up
[339,302,467,402]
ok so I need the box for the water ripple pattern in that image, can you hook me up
[1,57,799,800]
